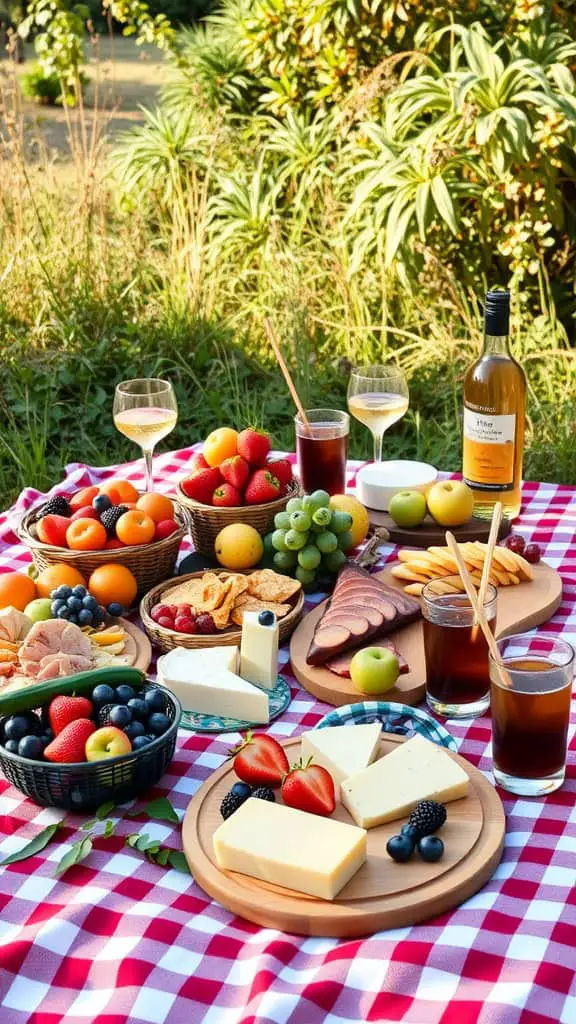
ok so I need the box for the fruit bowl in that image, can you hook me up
[0,682,181,811]
[176,480,300,557]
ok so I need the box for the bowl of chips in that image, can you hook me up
[139,569,305,652]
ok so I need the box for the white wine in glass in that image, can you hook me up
[347,365,409,463]
[113,378,178,492]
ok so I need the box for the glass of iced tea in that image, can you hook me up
[422,576,497,718]
[489,633,573,797]
[295,409,349,496]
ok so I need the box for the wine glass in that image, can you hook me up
[347,365,409,463]
[113,378,178,492]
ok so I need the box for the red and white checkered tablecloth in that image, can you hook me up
[0,447,574,1024]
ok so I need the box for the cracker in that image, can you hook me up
[212,575,249,629]
[390,564,428,582]
[231,597,290,626]
[248,569,301,603]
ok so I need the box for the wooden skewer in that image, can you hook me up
[445,531,512,689]
[264,318,312,434]
[472,501,503,639]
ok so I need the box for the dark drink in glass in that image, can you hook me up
[422,577,497,718]
[490,634,573,796]
[295,409,349,496]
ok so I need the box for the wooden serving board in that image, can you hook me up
[368,510,511,548]
[121,618,152,674]
[182,734,505,937]
[289,562,563,707]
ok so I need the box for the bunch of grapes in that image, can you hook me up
[264,490,354,589]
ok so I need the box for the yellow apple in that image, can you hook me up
[426,480,474,527]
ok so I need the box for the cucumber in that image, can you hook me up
[0,666,146,717]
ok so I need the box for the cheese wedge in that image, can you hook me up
[157,647,268,722]
[341,734,469,829]
[213,798,367,900]
[240,610,279,689]
[300,723,382,792]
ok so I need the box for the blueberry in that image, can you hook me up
[51,599,66,615]
[96,605,107,622]
[82,594,98,611]
[109,705,132,728]
[144,688,165,713]
[124,721,145,740]
[417,836,444,863]
[107,602,123,617]
[67,596,82,612]
[53,585,72,600]
[78,609,93,626]
[93,494,112,513]
[147,712,170,736]
[41,729,53,743]
[68,614,79,626]
[386,834,415,863]
[127,698,148,722]
[56,606,71,619]
[92,684,116,706]
[231,781,252,800]
[4,715,33,741]
[72,585,87,598]
[18,735,44,759]
[132,734,153,750]
[400,824,418,838]
[115,684,135,704]
[258,610,275,626]
[4,739,19,754]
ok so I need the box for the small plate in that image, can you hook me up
[179,675,292,733]
[316,701,457,750]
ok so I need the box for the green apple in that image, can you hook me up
[85,726,131,761]
[350,647,400,694]
[24,598,53,623]
[426,479,474,527]
[389,490,427,528]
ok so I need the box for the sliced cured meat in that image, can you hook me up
[324,605,384,629]
[311,625,351,654]
[325,643,409,678]
[35,653,94,681]
[320,614,371,636]
[20,619,94,679]
[330,595,397,621]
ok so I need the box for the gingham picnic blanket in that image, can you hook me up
[0,447,574,1024]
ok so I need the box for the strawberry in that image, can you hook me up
[70,506,101,522]
[189,452,209,474]
[237,428,271,467]
[49,695,94,736]
[180,467,221,504]
[154,519,179,541]
[44,718,95,763]
[220,455,250,491]
[266,459,293,488]
[230,732,289,788]
[244,469,281,505]
[37,514,72,547]
[281,759,336,817]
[213,483,242,507]
[69,485,99,512]
[105,538,125,549]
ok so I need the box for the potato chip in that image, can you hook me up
[248,569,301,603]
[231,597,291,626]
[403,582,424,596]
[426,547,460,572]
[211,575,249,629]
[163,577,215,609]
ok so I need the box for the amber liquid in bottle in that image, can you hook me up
[462,291,526,520]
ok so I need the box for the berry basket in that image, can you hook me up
[18,496,187,600]
[176,480,300,556]
[0,683,181,812]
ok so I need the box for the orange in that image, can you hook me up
[99,479,140,505]
[0,572,37,611]
[136,492,174,524]
[36,564,87,599]
[203,427,238,468]
[115,510,155,546]
[88,564,138,609]
[66,518,107,551]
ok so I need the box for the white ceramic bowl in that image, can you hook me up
[356,460,438,511]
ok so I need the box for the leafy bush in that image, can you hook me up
[21,64,88,105]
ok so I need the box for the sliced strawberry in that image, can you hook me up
[49,695,94,736]
[44,718,95,763]
[189,452,209,474]
[281,759,336,816]
[230,732,289,788]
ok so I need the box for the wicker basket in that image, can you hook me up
[18,496,187,601]
[176,480,300,556]
[140,569,304,653]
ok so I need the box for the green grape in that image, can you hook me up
[301,494,316,515]
[290,510,312,533]
[323,549,347,573]
[262,532,275,558]
[312,507,332,527]
[298,545,321,571]
[309,520,326,534]
[331,510,353,534]
[338,530,354,551]
[271,529,289,552]
[274,510,291,530]
[295,565,316,585]
[310,489,330,508]
[286,497,303,514]
[316,530,338,554]
[285,529,308,551]
[273,550,298,571]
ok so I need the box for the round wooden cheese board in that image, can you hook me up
[182,734,505,937]
[289,561,563,707]
[121,618,152,674]
[368,510,511,548]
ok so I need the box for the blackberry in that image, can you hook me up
[407,801,447,838]
[220,790,245,820]
[41,495,71,517]
[251,787,275,803]
[100,505,128,537]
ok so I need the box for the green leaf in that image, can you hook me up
[140,797,179,824]
[431,175,458,234]
[1,822,63,866]
[96,801,116,820]
[54,837,93,877]
[168,852,191,875]
[155,847,171,866]
[414,181,430,241]
[102,820,116,839]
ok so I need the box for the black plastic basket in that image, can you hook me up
[0,684,181,812]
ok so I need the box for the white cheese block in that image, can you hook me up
[340,733,469,829]
[213,797,367,900]
[300,723,382,793]
[157,647,268,722]
[240,611,279,689]
[158,644,239,681]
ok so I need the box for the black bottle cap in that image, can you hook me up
[484,290,510,336]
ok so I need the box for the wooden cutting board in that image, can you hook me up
[182,734,505,937]
[121,618,152,674]
[289,562,563,707]
[368,510,511,548]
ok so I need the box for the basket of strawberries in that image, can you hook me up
[177,427,299,556]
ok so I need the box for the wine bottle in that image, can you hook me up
[462,290,526,520]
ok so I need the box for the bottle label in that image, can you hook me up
[462,407,515,491]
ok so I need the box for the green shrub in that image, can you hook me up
[21,64,88,105]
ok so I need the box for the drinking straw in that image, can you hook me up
[472,501,503,638]
[264,318,312,434]
[445,531,512,688]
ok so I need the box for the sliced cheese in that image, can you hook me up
[340,733,469,829]
[240,610,279,689]
[157,647,268,722]
[300,723,382,792]
[213,797,367,900]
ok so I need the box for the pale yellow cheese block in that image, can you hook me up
[213,797,367,900]
[300,723,382,792]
